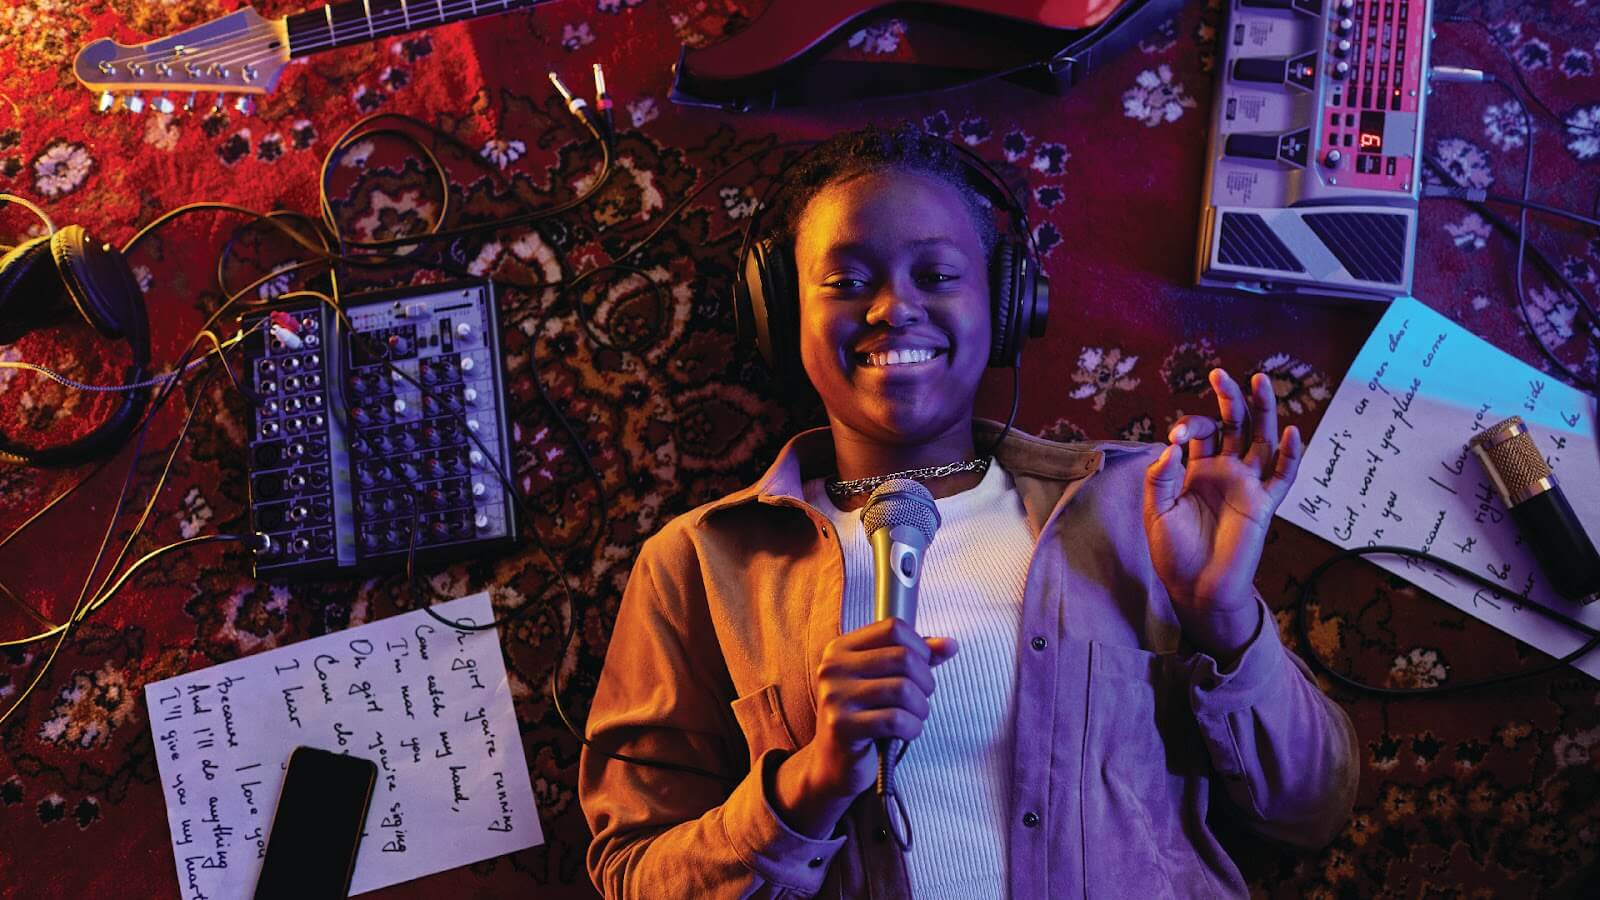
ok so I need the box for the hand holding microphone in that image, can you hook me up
[771,480,952,845]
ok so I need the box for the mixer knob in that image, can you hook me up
[291,537,310,554]
[456,322,472,340]
[308,394,324,409]
[351,436,371,457]
[460,356,474,373]
[471,481,486,497]
[422,426,441,446]
[351,407,370,426]
[1337,0,1354,11]
[469,449,484,467]
[475,512,490,531]
[1336,17,1353,34]
[398,431,418,451]
[1333,60,1350,79]
[306,374,322,389]
[373,434,394,454]
[288,504,309,522]
[382,495,398,515]
[400,462,419,480]
[1334,38,1351,57]
[466,418,481,433]
[1325,149,1343,167]
[288,473,307,490]
[285,397,304,413]
[358,467,376,488]
[426,457,447,478]
[463,387,478,405]
[309,414,326,429]
[388,334,410,355]
[261,421,280,438]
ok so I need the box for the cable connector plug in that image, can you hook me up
[1430,65,1492,84]
[592,63,615,141]
[549,71,606,143]
[1421,184,1489,203]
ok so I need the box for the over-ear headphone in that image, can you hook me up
[733,133,1049,388]
[0,198,151,466]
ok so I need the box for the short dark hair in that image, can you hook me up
[761,125,1000,257]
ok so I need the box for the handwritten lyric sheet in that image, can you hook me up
[1279,297,1600,681]
[144,593,543,898]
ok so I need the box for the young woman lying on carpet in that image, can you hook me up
[578,125,1358,898]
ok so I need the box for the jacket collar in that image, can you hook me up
[693,419,1109,526]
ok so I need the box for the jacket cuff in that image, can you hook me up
[1188,597,1287,715]
[719,748,846,893]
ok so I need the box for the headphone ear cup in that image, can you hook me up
[742,236,803,386]
[0,235,71,346]
[50,225,144,344]
[989,238,1024,367]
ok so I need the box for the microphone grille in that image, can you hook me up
[1469,416,1552,499]
[861,478,940,544]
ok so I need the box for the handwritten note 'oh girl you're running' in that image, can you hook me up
[1280,297,1600,680]
[145,592,542,898]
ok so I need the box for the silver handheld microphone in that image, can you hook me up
[863,478,941,628]
[860,479,940,849]
[1469,416,1600,604]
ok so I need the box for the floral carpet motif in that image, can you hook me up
[1,0,1598,896]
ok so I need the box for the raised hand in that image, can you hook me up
[1142,368,1303,662]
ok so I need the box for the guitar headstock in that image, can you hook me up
[73,8,289,114]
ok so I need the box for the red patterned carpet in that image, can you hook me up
[1,0,1598,896]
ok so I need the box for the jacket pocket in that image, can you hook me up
[730,682,800,771]
[1084,641,1214,899]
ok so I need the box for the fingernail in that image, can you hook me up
[1171,426,1187,442]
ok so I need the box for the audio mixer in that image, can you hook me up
[242,282,517,579]
[1196,0,1434,300]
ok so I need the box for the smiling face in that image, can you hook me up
[792,168,992,451]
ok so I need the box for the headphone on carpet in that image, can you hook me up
[0,195,151,466]
[733,132,1050,387]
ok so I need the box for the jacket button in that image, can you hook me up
[874,827,889,843]
[1031,635,1048,651]
[808,856,825,868]
[1022,811,1040,828]
[820,525,830,539]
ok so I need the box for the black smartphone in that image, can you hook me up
[253,746,377,900]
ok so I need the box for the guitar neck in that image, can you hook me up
[285,0,540,57]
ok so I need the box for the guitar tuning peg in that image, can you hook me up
[124,92,146,114]
[152,95,175,115]
[98,91,116,113]
[212,94,226,112]
[233,95,255,116]
[183,93,197,112]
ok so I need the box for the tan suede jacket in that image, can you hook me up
[580,421,1359,898]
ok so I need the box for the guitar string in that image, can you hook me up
[101,0,553,76]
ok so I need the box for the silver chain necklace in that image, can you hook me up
[825,456,990,498]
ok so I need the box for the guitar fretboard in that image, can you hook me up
[285,0,540,57]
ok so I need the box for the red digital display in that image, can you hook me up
[1359,111,1385,154]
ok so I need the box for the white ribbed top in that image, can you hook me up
[804,462,1033,899]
